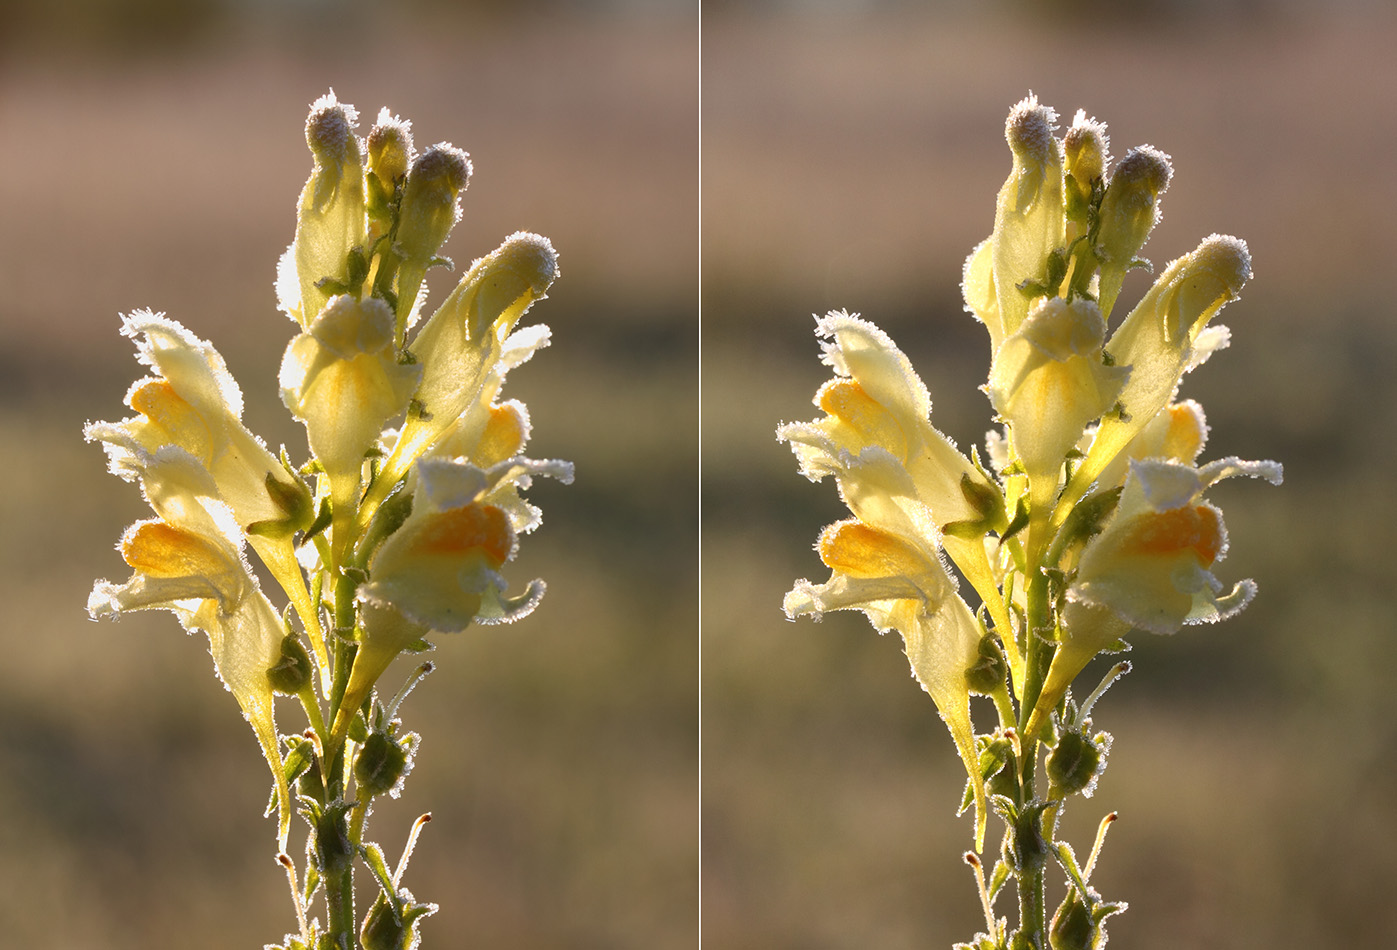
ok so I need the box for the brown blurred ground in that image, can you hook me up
[0,6,697,949]
[703,4,1397,949]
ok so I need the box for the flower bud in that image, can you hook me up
[1063,111,1109,230]
[993,95,1065,338]
[1063,110,1109,187]
[391,144,472,332]
[1094,145,1172,318]
[292,92,368,326]
[398,145,471,264]
[366,108,415,228]
[367,108,415,191]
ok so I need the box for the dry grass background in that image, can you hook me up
[3,1,1396,948]
[0,6,697,948]
[703,4,1397,949]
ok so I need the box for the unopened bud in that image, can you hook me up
[293,92,367,325]
[1063,110,1109,225]
[1064,110,1109,186]
[1006,95,1058,165]
[306,93,358,165]
[1096,146,1171,260]
[1164,233,1251,342]
[367,108,415,189]
[1094,145,1172,317]
[460,231,560,342]
[397,144,471,266]
[993,94,1064,338]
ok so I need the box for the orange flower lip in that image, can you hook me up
[408,504,511,566]
[1121,505,1223,564]
[121,520,230,578]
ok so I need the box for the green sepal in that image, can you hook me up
[347,709,371,744]
[314,245,369,297]
[360,841,397,897]
[1051,486,1123,565]
[355,486,414,569]
[965,634,1009,696]
[301,496,333,543]
[247,469,317,540]
[992,797,1052,873]
[355,730,413,798]
[999,497,1031,545]
[281,735,316,787]
[267,633,314,695]
[307,799,355,877]
[962,733,1015,813]
[987,858,1012,903]
[301,859,322,905]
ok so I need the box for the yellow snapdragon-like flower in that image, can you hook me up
[286,91,367,327]
[780,311,1015,673]
[280,294,421,564]
[87,448,292,846]
[785,98,1282,872]
[988,296,1129,529]
[86,310,324,676]
[784,519,988,848]
[333,455,572,741]
[1026,456,1283,737]
[1056,234,1252,527]
[360,232,559,529]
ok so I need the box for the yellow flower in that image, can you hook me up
[87,312,303,531]
[359,232,559,528]
[281,91,367,327]
[279,294,421,562]
[784,519,989,848]
[992,95,1064,342]
[86,311,324,677]
[987,296,1129,524]
[87,448,292,846]
[1056,234,1251,527]
[780,311,1016,679]
[332,456,572,742]
[1026,456,1282,737]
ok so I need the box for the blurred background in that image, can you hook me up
[703,2,1397,948]
[0,2,696,947]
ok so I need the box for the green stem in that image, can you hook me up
[1014,564,1055,948]
[321,568,361,949]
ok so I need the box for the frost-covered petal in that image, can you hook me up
[783,519,988,846]
[992,95,1064,339]
[1066,235,1252,503]
[988,296,1128,505]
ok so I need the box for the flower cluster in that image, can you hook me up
[781,96,1280,948]
[87,92,569,949]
